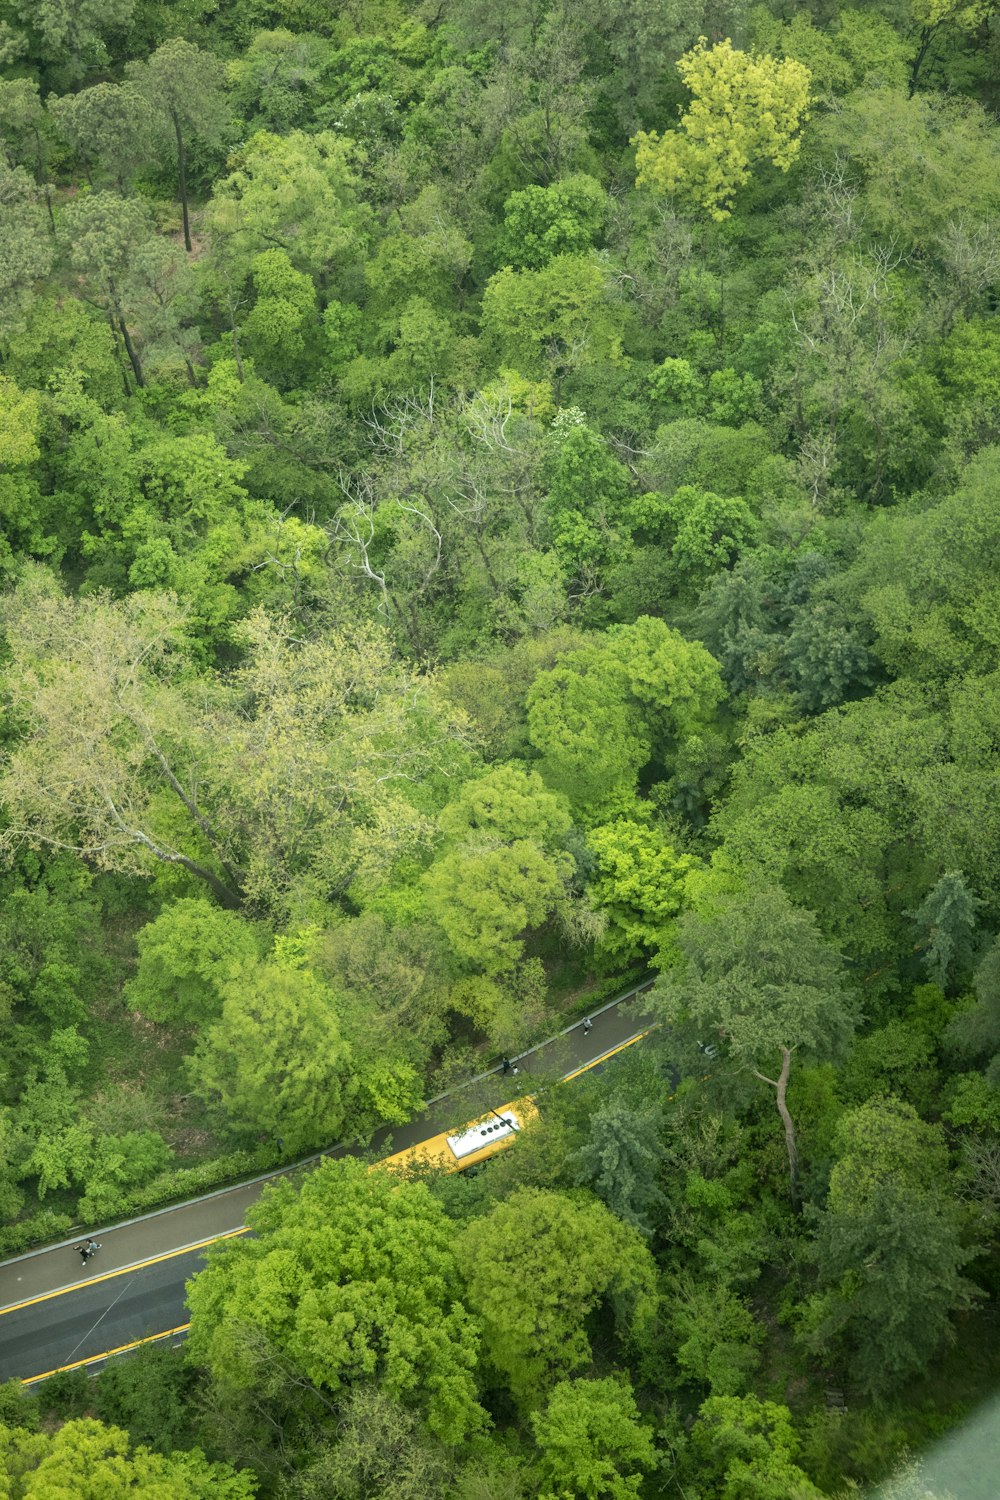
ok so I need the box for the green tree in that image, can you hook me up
[909,0,994,94]
[126,899,264,1027]
[570,1098,664,1233]
[57,192,159,390]
[654,888,857,1204]
[908,871,981,990]
[459,1187,657,1406]
[945,934,1000,1080]
[0,80,55,231]
[6,0,134,81]
[685,1395,824,1499]
[127,39,228,253]
[634,40,811,220]
[189,954,356,1152]
[186,1158,485,1443]
[226,27,337,135]
[92,1344,195,1457]
[848,448,1000,682]
[498,174,607,270]
[0,163,54,337]
[530,1377,656,1500]
[801,1096,977,1396]
[815,90,1000,254]
[49,83,154,191]
[289,1385,452,1500]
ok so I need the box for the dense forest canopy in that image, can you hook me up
[1,0,1000,1493]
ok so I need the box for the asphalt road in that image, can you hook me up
[0,985,655,1385]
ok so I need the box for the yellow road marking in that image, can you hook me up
[20,1324,192,1385]
[13,1022,662,1383]
[0,1229,249,1318]
[560,1026,658,1083]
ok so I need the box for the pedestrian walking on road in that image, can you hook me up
[582,1017,593,1036]
[76,1239,101,1265]
[502,1057,511,1075]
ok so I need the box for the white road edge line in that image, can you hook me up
[0,1232,249,1315]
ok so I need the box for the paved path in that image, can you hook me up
[0,984,654,1384]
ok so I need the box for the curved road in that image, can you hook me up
[0,984,655,1385]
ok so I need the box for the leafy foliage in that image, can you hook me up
[3,0,1000,1490]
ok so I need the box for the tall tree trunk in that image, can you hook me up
[31,132,55,234]
[909,25,937,96]
[116,313,145,388]
[173,110,192,252]
[108,314,134,398]
[229,306,246,381]
[754,1047,799,1209]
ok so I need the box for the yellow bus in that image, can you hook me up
[382,1096,541,1175]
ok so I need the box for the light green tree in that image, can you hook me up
[586,819,697,960]
[239,248,318,385]
[667,1274,764,1395]
[186,1159,485,1443]
[288,1386,452,1500]
[634,39,811,220]
[526,617,724,818]
[481,254,618,381]
[188,955,356,1153]
[685,1395,824,1499]
[0,577,472,918]
[662,485,757,590]
[526,650,651,817]
[205,129,371,281]
[424,840,571,975]
[530,1377,656,1500]
[0,372,43,551]
[459,1187,657,1406]
[126,899,264,1027]
[0,1415,255,1497]
[439,765,572,848]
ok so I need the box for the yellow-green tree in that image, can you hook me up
[634,39,811,221]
